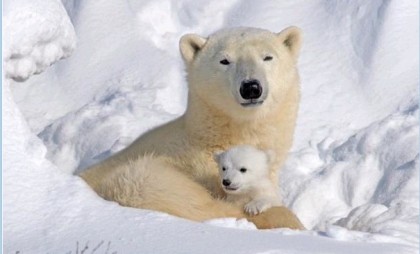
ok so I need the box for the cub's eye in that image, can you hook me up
[240,168,247,173]
[263,56,273,61]
[222,167,226,171]
[220,59,230,65]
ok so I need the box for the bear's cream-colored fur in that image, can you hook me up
[79,26,304,230]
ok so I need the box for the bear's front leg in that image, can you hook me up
[246,206,305,230]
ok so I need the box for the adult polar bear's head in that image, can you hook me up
[179,26,302,120]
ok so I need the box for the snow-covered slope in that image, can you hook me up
[3,0,418,253]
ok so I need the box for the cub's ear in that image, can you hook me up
[264,150,276,164]
[213,150,223,163]
[276,26,302,59]
[179,34,207,64]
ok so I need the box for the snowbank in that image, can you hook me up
[3,0,76,82]
[281,106,419,246]
[4,0,418,253]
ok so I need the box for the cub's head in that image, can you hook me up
[180,26,302,120]
[213,145,275,194]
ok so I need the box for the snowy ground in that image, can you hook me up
[3,0,419,253]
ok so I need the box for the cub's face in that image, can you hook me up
[180,27,302,120]
[213,145,274,194]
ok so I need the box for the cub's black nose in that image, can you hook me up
[240,79,262,100]
[222,179,231,186]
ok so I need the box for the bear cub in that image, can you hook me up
[213,145,281,215]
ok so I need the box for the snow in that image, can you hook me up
[281,107,419,247]
[3,0,418,253]
[3,0,76,82]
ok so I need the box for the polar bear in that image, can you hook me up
[79,26,304,229]
[213,145,281,215]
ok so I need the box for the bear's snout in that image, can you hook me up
[240,79,262,100]
[222,179,231,186]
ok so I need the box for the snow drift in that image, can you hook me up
[3,0,418,253]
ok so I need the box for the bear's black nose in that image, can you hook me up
[222,179,231,186]
[240,79,262,100]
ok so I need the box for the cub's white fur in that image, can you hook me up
[214,145,281,215]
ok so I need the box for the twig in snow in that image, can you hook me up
[80,241,89,254]
[91,240,104,254]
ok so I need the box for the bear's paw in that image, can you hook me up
[244,198,273,215]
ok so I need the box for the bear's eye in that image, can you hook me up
[220,59,230,65]
[222,167,226,171]
[263,56,273,61]
[239,167,247,173]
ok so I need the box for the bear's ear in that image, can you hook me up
[213,150,223,163]
[179,33,207,64]
[264,150,276,164]
[276,26,302,59]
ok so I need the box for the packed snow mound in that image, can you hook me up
[202,218,258,230]
[281,104,419,246]
[3,0,76,82]
[4,0,419,253]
